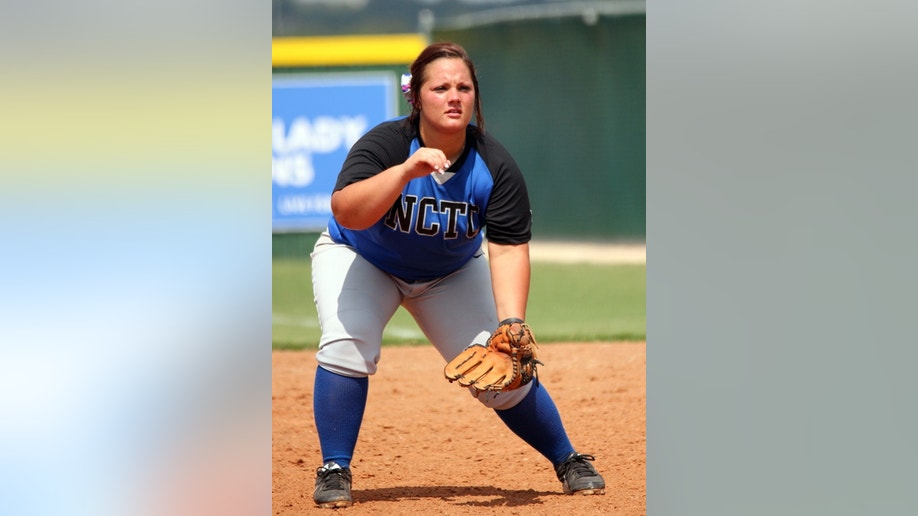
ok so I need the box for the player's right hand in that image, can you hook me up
[403,147,451,179]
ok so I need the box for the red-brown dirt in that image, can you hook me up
[273,342,645,515]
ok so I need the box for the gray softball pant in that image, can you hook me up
[310,231,532,410]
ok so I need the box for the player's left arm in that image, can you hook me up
[445,239,539,392]
[487,241,530,323]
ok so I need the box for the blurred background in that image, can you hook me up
[272,0,646,259]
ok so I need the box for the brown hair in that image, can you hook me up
[408,42,485,132]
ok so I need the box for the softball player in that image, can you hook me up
[309,42,605,508]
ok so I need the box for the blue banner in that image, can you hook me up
[272,73,396,231]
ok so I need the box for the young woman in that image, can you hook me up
[309,41,605,509]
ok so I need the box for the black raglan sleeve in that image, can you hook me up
[334,119,412,192]
[477,134,533,244]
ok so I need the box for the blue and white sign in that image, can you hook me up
[272,73,396,231]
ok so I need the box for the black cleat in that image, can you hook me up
[313,462,353,508]
[554,452,606,495]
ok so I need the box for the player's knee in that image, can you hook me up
[316,340,380,377]
[472,382,532,410]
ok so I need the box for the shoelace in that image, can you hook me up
[318,467,350,490]
[557,454,597,480]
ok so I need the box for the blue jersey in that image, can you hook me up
[327,118,532,282]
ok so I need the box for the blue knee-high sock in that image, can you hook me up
[495,382,576,466]
[313,366,369,469]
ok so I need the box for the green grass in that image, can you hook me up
[272,259,645,350]
[529,262,646,342]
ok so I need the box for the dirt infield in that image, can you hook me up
[272,342,645,514]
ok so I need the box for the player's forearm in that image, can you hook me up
[331,164,412,230]
[487,241,531,322]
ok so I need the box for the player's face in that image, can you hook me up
[418,58,475,135]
